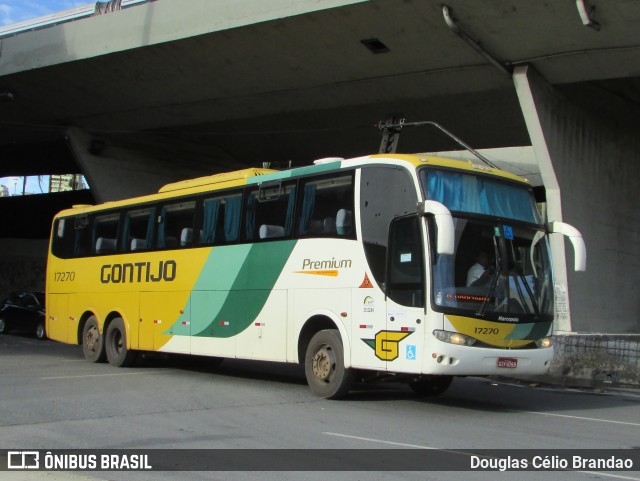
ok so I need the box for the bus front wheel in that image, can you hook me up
[304,329,354,399]
[82,316,106,363]
[105,318,137,367]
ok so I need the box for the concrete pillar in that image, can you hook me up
[513,66,573,332]
[514,65,640,335]
[0,239,48,301]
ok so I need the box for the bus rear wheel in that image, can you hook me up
[82,316,106,363]
[304,329,354,399]
[408,375,453,396]
[105,318,137,367]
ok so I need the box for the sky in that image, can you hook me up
[0,0,89,26]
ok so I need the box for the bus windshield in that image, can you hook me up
[420,169,553,321]
[421,168,541,224]
[430,218,554,320]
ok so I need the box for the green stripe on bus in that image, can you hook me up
[245,161,342,185]
[188,241,297,338]
[504,321,552,340]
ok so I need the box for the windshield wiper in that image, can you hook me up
[514,270,541,317]
[477,236,501,317]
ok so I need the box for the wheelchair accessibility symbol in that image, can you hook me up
[406,345,417,360]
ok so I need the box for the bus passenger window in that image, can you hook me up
[157,201,195,249]
[51,217,74,259]
[244,183,296,242]
[297,174,354,238]
[200,193,242,245]
[124,207,154,252]
[93,213,120,255]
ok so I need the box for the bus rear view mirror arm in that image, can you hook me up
[549,221,587,272]
[417,201,455,255]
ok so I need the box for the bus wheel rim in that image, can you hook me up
[85,325,99,351]
[312,345,335,382]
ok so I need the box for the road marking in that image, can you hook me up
[41,371,166,380]
[521,411,640,427]
[323,432,640,480]
[577,473,640,481]
[323,431,436,449]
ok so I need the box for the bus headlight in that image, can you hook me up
[535,337,553,349]
[433,330,476,347]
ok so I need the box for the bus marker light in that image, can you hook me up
[400,327,415,332]
[70,316,76,321]
[219,321,229,326]
[341,312,348,317]
[153,319,161,324]
[179,309,184,314]
[255,322,265,327]
[432,353,438,359]
[181,321,190,326]
[359,324,372,329]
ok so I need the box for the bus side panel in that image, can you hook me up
[289,289,351,363]
[235,289,287,362]
[140,291,190,353]
[189,290,236,358]
[47,294,69,343]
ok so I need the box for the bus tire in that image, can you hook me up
[0,317,6,334]
[82,316,106,363]
[105,318,137,367]
[304,329,354,399]
[408,375,453,397]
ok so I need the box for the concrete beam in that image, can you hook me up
[66,127,242,202]
[0,0,365,76]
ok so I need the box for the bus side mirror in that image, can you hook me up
[549,221,587,272]
[417,201,455,255]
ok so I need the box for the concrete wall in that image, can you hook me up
[515,66,640,334]
[0,239,48,301]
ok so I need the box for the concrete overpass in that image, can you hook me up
[0,0,638,383]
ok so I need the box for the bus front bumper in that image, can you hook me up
[423,340,554,376]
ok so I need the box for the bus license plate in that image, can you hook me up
[497,357,517,368]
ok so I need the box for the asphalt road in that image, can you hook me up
[1,333,639,481]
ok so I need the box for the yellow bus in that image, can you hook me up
[46,153,586,398]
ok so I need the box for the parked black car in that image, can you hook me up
[0,291,46,340]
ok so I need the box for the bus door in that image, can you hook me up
[383,215,427,373]
[139,291,190,353]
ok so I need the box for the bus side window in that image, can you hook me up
[124,207,155,252]
[51,217,75,259]
[360,166,417,289]
[296,173,354,238]
[387,215,424,308]
[200,193,242,245]
[157,200,196,249]
[244,183,296,242]
[93,213,120,255]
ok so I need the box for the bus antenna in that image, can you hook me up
[377,116,498,169]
